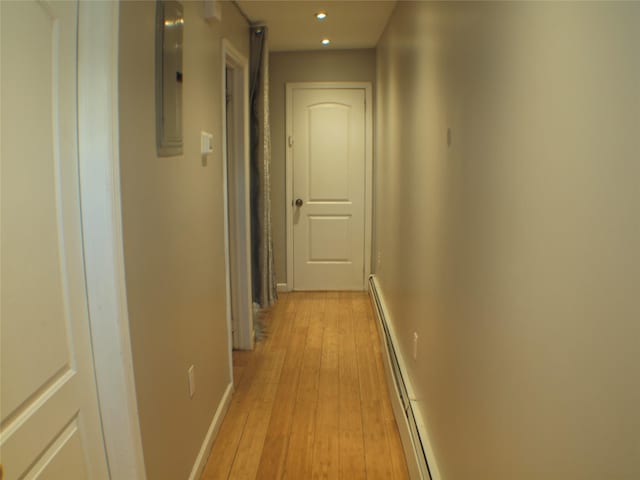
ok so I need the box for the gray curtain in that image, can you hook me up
[250,26,277,308]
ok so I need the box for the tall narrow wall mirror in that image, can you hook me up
[156,0,184,156]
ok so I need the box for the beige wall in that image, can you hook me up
[269,49,376,284]
[118,2,248,479]
[375,2,640,479]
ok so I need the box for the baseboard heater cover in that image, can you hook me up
[368,275,439,480]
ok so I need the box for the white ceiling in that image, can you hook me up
[236,1,397,52]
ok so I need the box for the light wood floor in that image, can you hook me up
[201,291,409,480]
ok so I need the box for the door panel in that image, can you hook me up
[308,216,351,261]
[1,1,109,478]
[308,105,350,201]
[291,88,366,290]
[24,422,88,479]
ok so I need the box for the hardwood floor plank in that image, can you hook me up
[202,384,252,479]
[364,303,397,422]
[311,298,340,480]
[233,365,246,386]
[263,293,294,352]
[201,291,408,480]
[254,296,312,479]
[361,400,395,480]
[353,295,397,480]
[282,295,326,479]
[253,380,298,479]
[338,297,366,480]
[203,342,280,479]
[354,309,384,404]
[385,418,411,480]
[361,295,410,480]
[227,351,285,479]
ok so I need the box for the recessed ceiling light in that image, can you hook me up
[315,11,327,20]
[321,38,331,46]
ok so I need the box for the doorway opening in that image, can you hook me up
[222,40,253,365]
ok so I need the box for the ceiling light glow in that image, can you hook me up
[321,38,330,46]
[315,11,327,20]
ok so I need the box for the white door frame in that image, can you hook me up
[222,39,254,354]
[77,2,146,478]
[285,82,373,291]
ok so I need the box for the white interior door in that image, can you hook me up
[290,87,367,290]
[1,1,109,478]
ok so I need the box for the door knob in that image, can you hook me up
[295,198,303,207]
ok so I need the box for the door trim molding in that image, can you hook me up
[285,82,373,291]
[222,39,254,352]
[77,2,146,478]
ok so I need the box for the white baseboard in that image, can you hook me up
[276,283,289,293]
[188,382,234,480]
[368,275,440,480]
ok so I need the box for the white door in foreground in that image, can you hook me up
[1,2,109,478]
[291,87,366,290]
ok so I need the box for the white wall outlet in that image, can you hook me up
[412,332,419,360]
[188,365,196,398]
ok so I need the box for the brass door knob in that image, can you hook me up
[295,198,303,207]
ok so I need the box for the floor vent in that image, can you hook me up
[368,275,436,480]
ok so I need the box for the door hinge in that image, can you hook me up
[288,135,294,147]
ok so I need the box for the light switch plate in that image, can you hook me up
[201,131,214,155]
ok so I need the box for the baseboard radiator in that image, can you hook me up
[368,275,437,480]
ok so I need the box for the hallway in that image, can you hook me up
[3,1,638,478]
[201,292,409,479]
